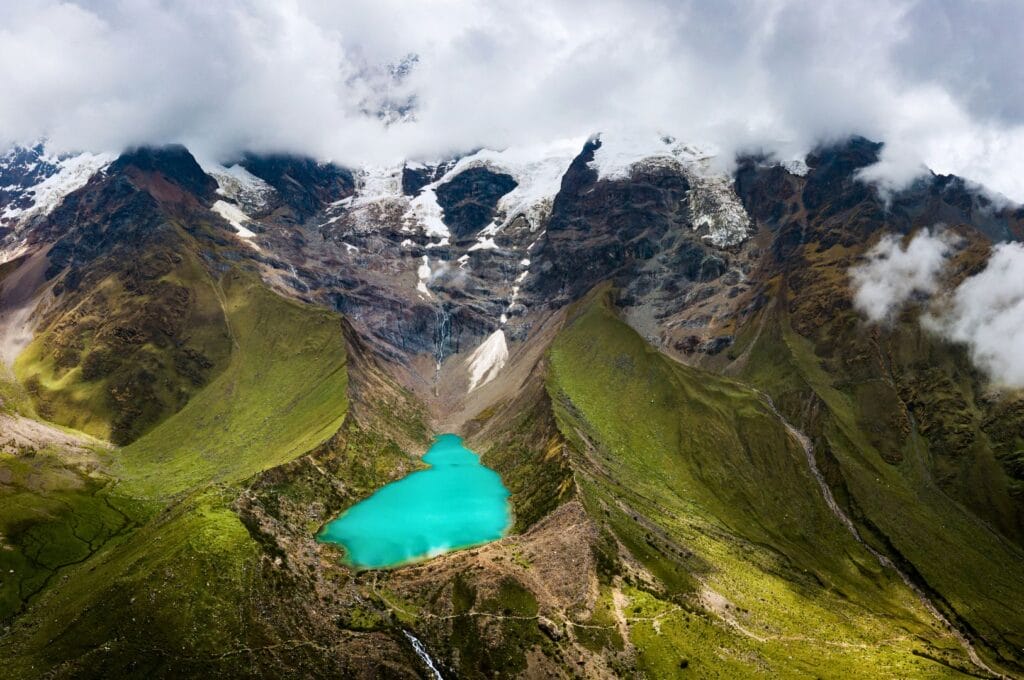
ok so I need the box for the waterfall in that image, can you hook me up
[433,304,452,382]
[404,630,444,679]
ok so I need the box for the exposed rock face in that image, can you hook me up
[110,145,219,202]
[401,161,454,197]
[534,139,694,302]
[239,153,356,220]
[0,144,115,250]
[434,167,518,238]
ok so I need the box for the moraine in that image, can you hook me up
[318,434,511,569]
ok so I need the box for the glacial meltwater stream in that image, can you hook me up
[318,434,511,569]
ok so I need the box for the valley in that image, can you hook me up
[0,135,1022,679]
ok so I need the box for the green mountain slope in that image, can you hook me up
[0,268,377,678]
[545,288,987,678]
[734,280,1024,675]
[116,268,349,498]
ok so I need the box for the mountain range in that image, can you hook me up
[0,132,1022,679]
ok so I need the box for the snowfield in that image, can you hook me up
[467,329,509,391]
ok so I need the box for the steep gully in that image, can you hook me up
[757,390,1006,679]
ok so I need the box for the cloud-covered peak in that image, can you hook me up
[2,1,1024,200]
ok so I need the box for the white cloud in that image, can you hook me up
[2,1,1024,199]
[925,242,1024,388]
[850,231,1024,388]
[850,229,954,323]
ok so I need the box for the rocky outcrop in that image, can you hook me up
[240,153,356,220]
[110,145,218,201]
[434,167,518,238]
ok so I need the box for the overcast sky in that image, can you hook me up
[2,0,1023,199]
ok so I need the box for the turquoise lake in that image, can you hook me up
[318,434,512,569]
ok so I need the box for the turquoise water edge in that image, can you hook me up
[318,434,512,569]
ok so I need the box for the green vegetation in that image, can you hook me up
[546,289,978,678]
[14,244,232,444]
[472,374,574,531]
[447,575,544,677]
[116,268,349,497]
[1,488,265,679]
[0,446,148,624]
[1,265,364,678]
[740,295,1024,674]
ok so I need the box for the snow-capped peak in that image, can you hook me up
[588,131,751,248]
[0,144,114,226]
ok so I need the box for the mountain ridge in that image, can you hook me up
[1,133,1023,678]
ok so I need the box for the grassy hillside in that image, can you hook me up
[0,266,360,675]
[14,242,232,444]
[546,289,979,678]
[737,292,1024,675]
[116,268,349,498]
[1,487,264,679]
[0,445,149,626]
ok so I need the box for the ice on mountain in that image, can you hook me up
[211,200,259,241]
[205,163,275,213]
[588,130,750,248]
[468,237,498,251]
[405,185,449,238]
[400,139,583,243]
[417,255,433,298]
[780,158,810,176]
[1,148,114,224]
[464,139,585,234]
[467,329,508,391]
[687,174,751,248]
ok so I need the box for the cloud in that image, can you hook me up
[850,231,1024,388]
[924,242,1024,388]
[850,229,955,323]
[2,1,1024,199]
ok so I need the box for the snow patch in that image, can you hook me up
[204,163,275,212]
[467,329,508,391]
[780,158,810,177]
[1,151,114,222]
[353,165,403,204]
[466,139,584,234]
[589,131,750,248]
[687,175,751,248]
[416,255,433,298]
[588,130,712,180]
[211,200,258,240]
[405,185,449,239]
[401,139,584,241]
[468,237,498,251]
